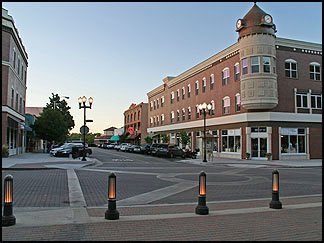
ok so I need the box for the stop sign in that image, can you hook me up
[80,125,89,135]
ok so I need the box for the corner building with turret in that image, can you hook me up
[147,3,322,161]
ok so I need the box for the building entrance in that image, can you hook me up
[251,137,267,159]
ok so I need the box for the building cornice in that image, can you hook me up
[147,112,322,133]
[147,85,165,98]
[2,8,28,62]
[2,105,25,122]
[276,37,322,55]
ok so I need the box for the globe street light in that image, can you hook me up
[198,102,212,162]
[78,96,93,161]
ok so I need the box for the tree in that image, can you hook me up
[33,108,67,143]
[144,136,153,144]
[46,93,75,134]
[179,131,190,149]
[33,93,75,144]
[161,134,170,143]
[67,132,101,144]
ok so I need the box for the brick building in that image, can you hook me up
[124,102,148,145]
[2,8,29,156]
[147,3,322,161]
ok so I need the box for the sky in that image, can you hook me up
[2,2,322,134]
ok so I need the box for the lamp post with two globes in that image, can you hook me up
[198,102,212,162]
[78,96,93,161]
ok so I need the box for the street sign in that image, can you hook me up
[80,125,89,135]
[86,119,93,122]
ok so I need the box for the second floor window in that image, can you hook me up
[285,59,298,78]
[182,109,185,121]
[242,58,248,75]
[188,107,191,120]
[15,93,19,110]
[222,96,230,114]
[251,56,260,73]
[310,62,321,81]
[171,92,174,104]
[263,56,271,73]
[170,111,174,123]
[296,93,308,108]
[196,105,199,118]
[182,87,185,100]
[11,89,14,107]
[177,89,180,101]
[235,93,241,112]
[234,63,240,81]
[311,94,322,109]
[177,110,180,122]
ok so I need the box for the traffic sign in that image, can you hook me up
[80,125,89,135]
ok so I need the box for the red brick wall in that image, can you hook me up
[274,49,322,113]
[309,127,322,159]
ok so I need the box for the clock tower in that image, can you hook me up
[236,3,278,110]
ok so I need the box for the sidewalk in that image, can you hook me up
[2,152,96,169]
[2,195,322,241]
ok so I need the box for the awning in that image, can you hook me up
[109,135,120,141]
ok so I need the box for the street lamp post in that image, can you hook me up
[198,102,212,162]
[78,96,93,161]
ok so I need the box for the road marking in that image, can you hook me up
[116,181,197,206]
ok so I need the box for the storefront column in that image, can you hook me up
[246,127,251,154]
[267,127,272,154]
[306,127,310,159]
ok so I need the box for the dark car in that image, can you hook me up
[140,144,151,154]
[149,143,160,156]
[56,144,92,158]
[156,144,185,158]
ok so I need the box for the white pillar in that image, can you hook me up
[246,127,251,154]
[306,127,310,159]
[267,127,272,154]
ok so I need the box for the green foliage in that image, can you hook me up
[179,131,190,148]
[33,108,67,143]
[2,144,9,157]
[67,132,101,144]
[144,136,153,144]
[161,134,170,143]
[33,93,75,144]
[119,132,129,143]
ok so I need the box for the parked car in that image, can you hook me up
[107,143,117,149]
[120,143,131,152]
[114,144,121,151]
[56,144,92,158]
[140,144,151,154]
[156,144,185,158]
[50,143,74,156]
[126,144,136,152]
[133,145,141,153]
[149,143,160,156]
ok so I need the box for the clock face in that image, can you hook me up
[264,15,272,24]
[236,19,242,29]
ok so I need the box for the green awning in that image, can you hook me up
[109,135,120,141]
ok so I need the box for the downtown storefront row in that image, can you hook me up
[147,112,322,160]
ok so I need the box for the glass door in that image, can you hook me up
[251,137,267,159]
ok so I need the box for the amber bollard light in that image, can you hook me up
[105,173,119,220]
[2,175,16,226]
[269,170,282,209]
[195,171,209,215]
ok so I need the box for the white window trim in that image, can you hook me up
[210,74,214,83]
[309,62,321,81]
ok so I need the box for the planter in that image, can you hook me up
[245,152,250,160]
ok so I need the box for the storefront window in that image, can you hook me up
[221,129,241,153]
[280,128,306,154]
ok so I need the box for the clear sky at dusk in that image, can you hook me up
[2,2,322,134]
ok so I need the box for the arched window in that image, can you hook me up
[161,114,164,125]
[188,107,191,120]
[177,110,180,121]
[196,105,199,118]
[309,62,321,81]
[171,91,174,104]
[222,96,230,114]
[235,93,241,112]
[134,112,137,121]
[210,74,215,90]
[285,59,298,78]
[195,80,199,95]
[182,108,186,121]
[182,87,185,100]
[202,77,206,93]
[234,63,240,81]
[188,84,191,98]
[210,100,215,115]
[222,67,230,85]
[170,111,175,123]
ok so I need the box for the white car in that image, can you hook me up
[50,143,74,156]
[120,143,131,152]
